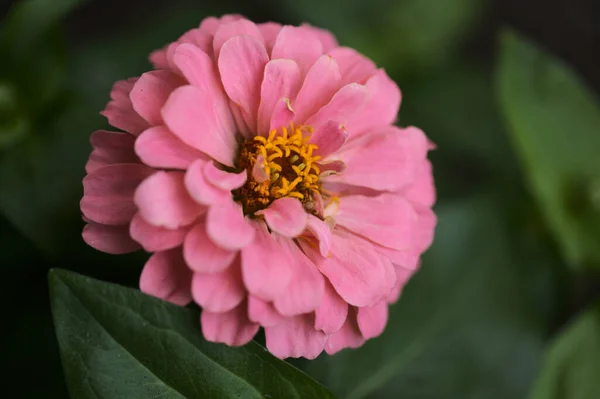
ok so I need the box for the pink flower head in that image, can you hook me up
[81,14,436,359]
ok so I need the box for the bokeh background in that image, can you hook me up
[2,0,600,398]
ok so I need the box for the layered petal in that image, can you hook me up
[82,222,141,254]
[265,315,327,359]
[100,78,149,135]
[184,159,231,206]
[257,59,301,134]
[130,70,182,126]
[201,302,259,346]
[183,223,236,273]
[192,258,245,312]
[213,19,264,58]
[309,121,348,158]
[306,83,369,130]
[271,26,323,75]
[247,296,283,327]
[357,300,388,339]
[139,249,193,306]
[257,197,307,238]
[86,130,138,173]
[135,126,205,170]
[206,199,255,250]
[329,47,377,85]
[325,311,365,355]
[314,280,348,334]
[129,212,188,252]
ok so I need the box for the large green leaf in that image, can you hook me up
[49,268,335,399]
[497,30,600,269]
[529,302,600,399]
[305,194,557,399]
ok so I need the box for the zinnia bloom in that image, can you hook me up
[81,14,436,359]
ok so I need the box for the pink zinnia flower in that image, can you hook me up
[80,14,436,359]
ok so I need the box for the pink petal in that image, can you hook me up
[346,69,401,137]
[309,121,348,158]
[201,302,259,346]
[82,222,141,254]
[258,22,282,54]
[252,154,269,183]
[336,193,417,251]
[357,300,388,339]
[81,163,153,225]
[400,159,436,208]
[415,206,437,252]
[139,249,193,306]
[314,231,396,307]
[134,171,205,229]
[241,225,293,300]
[135,126,205,170]
[317,160,347,177]
[199,15,243,35]
[172,43,235,134]
[130,70,182,126]
[183,222,236,273]
[257,59,301,134]
[218,35,269,132]
[273,240,324,316]
[100,78,149,136]
[326,126,429,191]
[172,28,213,60]
[247,296,283,327]
[306,214,332,257]
[325,311,365,355]
[305,83,369,130]
[192,258,245,312]
[184,159,231,206]
[149,47,168,69]
[213,19,264,58]
[162,85,237,167]
[129,212,188,252]
[387,265,414,304]
[206,199,255,250]
[329,47,377,85]
[271,26,323,75]
[204,161,247,191]
[300,23,338,51]
[293,54,341,124]
[265,315,327,359]
[270,97,295,132]
[85,130,138,173]
[256,197,307,238]
[314,280,348,334]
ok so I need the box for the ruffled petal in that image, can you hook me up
[257,59,301,134]
[257,22,282,54]
[213,19,264,58]
[329,47,377,85]
[325,310,365,355]
[300,23,338,51]
[129,212,188,252]
[183,222,236,273]
[305,83,369,130]
[206,199,255,250]
[192,257,245,312]
[201,302,259,346]
[314,280,348,334]
[309,121,348,158]
[265,314,327,359]
[356,300,388,339]
[139,249,193,306]
[135,126,206,170]
[256,197,307,238]
[130,70,182,126]
[82,222,141,254]
[100,78,149,136]
[271,26,323,75]
[247,296,283,327]
[203,161,247,191]
[86,130,138,173]
[305,214,332,257]
[184,159,232,206]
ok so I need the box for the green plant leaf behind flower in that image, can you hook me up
[497,29,600,270]
[529,302,600,399]
[49,268,336,399]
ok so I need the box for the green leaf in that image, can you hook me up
[529,302,600,399]
[497,29,600,269]
[49,268,335,399]
[305,194,555,399]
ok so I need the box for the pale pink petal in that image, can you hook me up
[317,160,347,178]
[201,302,259,346]
[301,23,338,51]
[357,301,388,339]
[346,69,401,136]
[306,214,332,257]
[81,163,153,225]
[314,280,348,334]
[270,98,295,132]
[313,231,396,307]
[82,222,141,254]
[139,249,193,306]
[230,98,252,138]
[415,206,437,252]
[184,159,231,206]
[206,199,255,250]
[204,161,247,191]
[213,19,264,58]
[135,126,205,170]
[86,130,138,173]
[172,28,212,61]
[326,126,429,191]
[100,78,149,136]
[271,26,323,75]
[247,296,283,327]
[252,154,269,183]
[273,241,324,316]
[130,70,182,126]
[325,311,365,355]
[329,47,377,85]
[306,83,369,130]
[172,43,235,134]
[149,47,168,69]
[336,193,417,251]
[241,225,293,300]
[162,85,237,167]
[374,244,420,271]
[192,258,245,312]
[293,54,341,124]
[309,121,348,158]
[183,223,236,273]
[256,197,307,238]
[387,265,414,304]
[265,315,327,359]
[257,59,301,134]
[218,36,269,132]
[134,171,205,229]
[400,159,436,208]
[199,14,244,35]
[258,22,282,54]
[129,212,188,252]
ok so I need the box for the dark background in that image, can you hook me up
[1,0,600,398]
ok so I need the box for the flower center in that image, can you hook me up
[233,125,321,215]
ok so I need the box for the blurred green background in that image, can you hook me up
[2,0,600,398]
